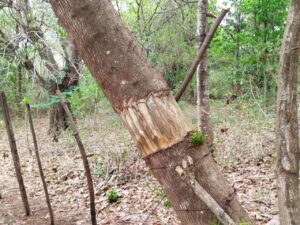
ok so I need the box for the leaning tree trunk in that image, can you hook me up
[276,0,300,224]
[49,0,252,224]
[196,0,214,147]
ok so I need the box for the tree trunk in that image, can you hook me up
[49,99,68,142]
[276,0,300,224]
[0,92,31,216]
[49,0,252,224]
[49,45,81,141]
[26,104,55,225]
[57,91,96,225]
[17,63,23,104]
[196,0,213,147]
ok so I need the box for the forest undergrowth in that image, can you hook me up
[0,99,278,225]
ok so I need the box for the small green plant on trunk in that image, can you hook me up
[190,131,205,146]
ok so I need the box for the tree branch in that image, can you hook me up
[176,156,236,225]
[175,9,229,101]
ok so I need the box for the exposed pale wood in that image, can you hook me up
[175,9,229,101]
[26,104,55,225]
[57,90,97,225]
[120,93,191,156]
[0,92,31,216]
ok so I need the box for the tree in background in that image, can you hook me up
[0,0,82,140]
[118,0,199,99]
[276,0,300,224]
[196,0,214,147]
[209,0,287,104]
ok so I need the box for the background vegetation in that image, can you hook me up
[0,0,289,118]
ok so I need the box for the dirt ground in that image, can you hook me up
[0,101,278,224]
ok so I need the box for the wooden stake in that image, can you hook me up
[26,103,55,225]
[175,9,229,101]
[56,90,97,225]
[0,92,31,216]
[176,156,236,225]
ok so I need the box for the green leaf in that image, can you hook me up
[22,97,30,105]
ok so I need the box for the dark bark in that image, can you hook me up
[0,92,31,216]
[26,104,55,225]
[17,63,23,104]
[145,136,250,224]
[276,0,300,224]
[57,90,96,225]
[49,1,251,224]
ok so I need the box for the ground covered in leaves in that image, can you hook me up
[0,100,278,224]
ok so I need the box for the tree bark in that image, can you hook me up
[49,1,251,224]
[0,92,31,216]
[196,0,213,147]
[276,0,300,224]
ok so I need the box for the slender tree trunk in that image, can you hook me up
[57,90,96,225]
[175,9,229,102]
[0,92,31,216]
[26,104,55,225]
[233,11,241,97]
[49,1,252,224]
[276,1,300,224]
[17,64,23,104]
[196,0,213,147]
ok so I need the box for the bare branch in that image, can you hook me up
[175,9,230,101]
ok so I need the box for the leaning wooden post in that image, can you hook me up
[0,92,31,216]
[24,100,55,225]
[176,156,236,225]
[56,90,97,225]
[175,9,229,101]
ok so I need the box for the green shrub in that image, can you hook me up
[22,97,30,105]
[163,200,171,208]
[190,131,205,146]
[106,189,118,203]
